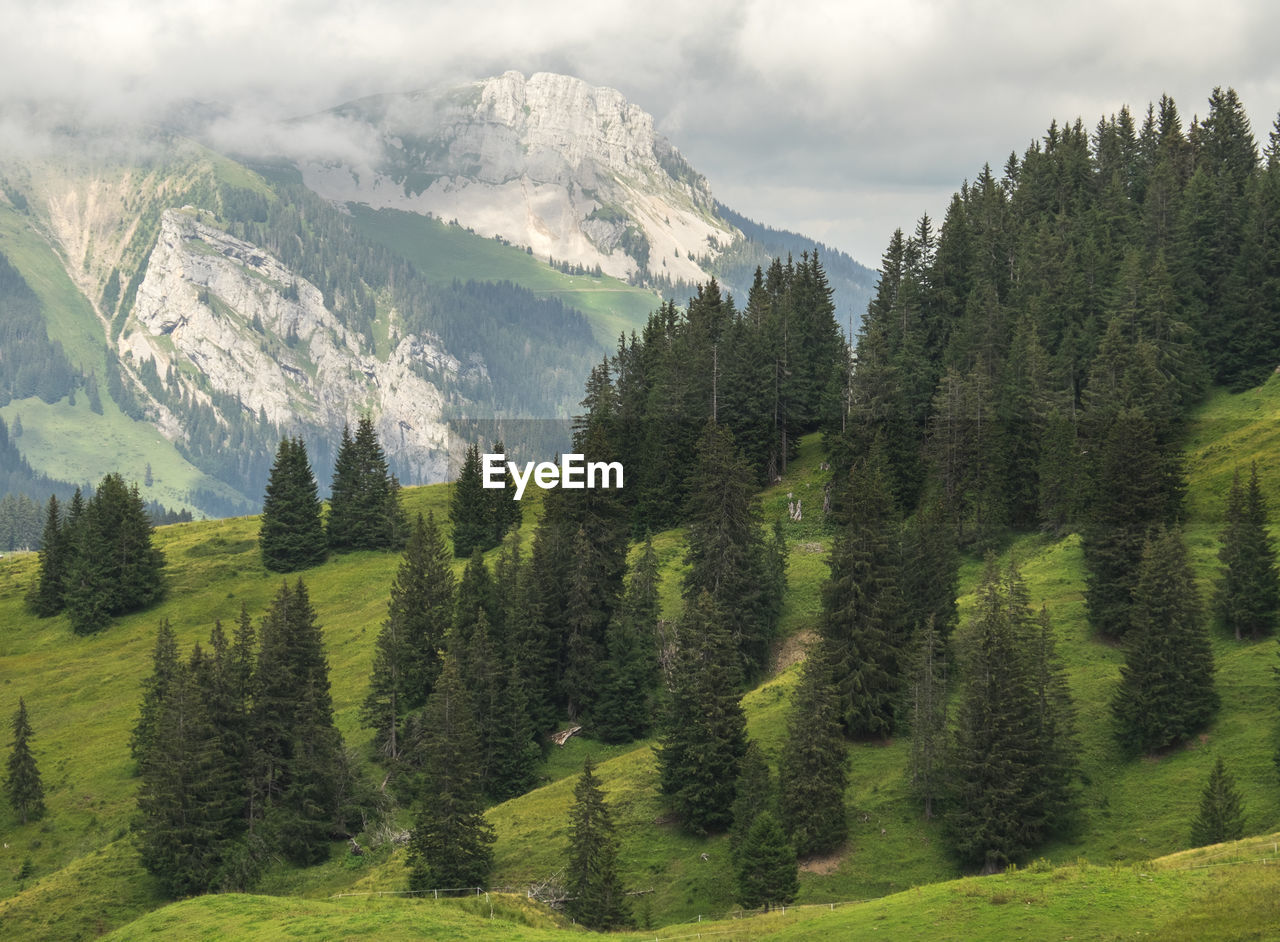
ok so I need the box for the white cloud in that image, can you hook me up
[2,0,1278,266]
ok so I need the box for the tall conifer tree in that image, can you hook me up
[819,446,906,738]
[945,563,1078,872]
[259,437,327,573]
[656,592,747,835]
[1215,464,1280,640]
[450,443,492,558]
[565,757,631,930]
[252,579,350,865]
[5,698,44,824]
[1190,757,1246,847]
[1112,527,1218,754]
[406,654,494,892]
[778,641,848,856]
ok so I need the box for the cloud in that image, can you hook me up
[2,0,1278,265]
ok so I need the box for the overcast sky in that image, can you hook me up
[3,0,1278,266]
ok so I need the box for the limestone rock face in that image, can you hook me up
[122,208,458,482]
[298,71,738,284]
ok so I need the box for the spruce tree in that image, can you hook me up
[453,548,496,652]
[734,811,798,912]
[252,579,350,865]
[778,641,848,856]
[594,535,661,743]
[26,495,65,617]
[5,698,45,824]
[450,443,492,558]
[406,655,494,892]
[656,592,747,835]
[683,422,780,678]
[259,437,327,572]
[945,563,1078,872]
[327,415,405,552]
[907,619,947,819]
[487,438,522,545]
[1190,757,1246,847]
[819,447,906,738]
[1215,464,1280,640]
[483,661,541,803]
[565,757,631,930]
[136,644,246,896]
[1082,408,1182,639]
[729,742,775,855]
[561,527,607,720]
[1112,527,1218,754]
[130,619,180,768]
[63,473,166,634]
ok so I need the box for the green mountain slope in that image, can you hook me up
[0,199,249,514]
[3,381,1280,939]
[346,204,658,346]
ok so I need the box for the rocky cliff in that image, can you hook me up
[297,71,738,284]
[120,208,459,482]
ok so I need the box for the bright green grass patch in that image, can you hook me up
[346,205,659,346]
[103,891,573,941]
[0,202,107,375]
[102,838,1280,941]
[0,393,249,515]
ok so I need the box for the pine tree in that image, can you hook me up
[25,495,65,617]
[136,643,246,896]
[487,438,522,545]
[729,742,775,855]
[1190,757,1246,847]
[1082,408,1183,639]
[778,641,848,856]
[406,655,494,892]
[683,422,780,678]
[1112,527,1218,754]
[819,447,906,738]
[593,536,661,744]
[63,473,166,634]
[5,698,45,824]
[251,579,350,865]
[1215,464,1280,640]
[450,443,492,558]
[130,619,180,768]
[656,592,747,835]
[327,415,405,552]
[907,619,947,819]
[945,563,1079,872]
[734,811,798,912]
[565,757,631,930]
[259,437,327,573]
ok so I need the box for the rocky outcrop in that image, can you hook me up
[122,209,460,481]
[298,71,738,283]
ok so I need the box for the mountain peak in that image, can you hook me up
[299,71,730,283]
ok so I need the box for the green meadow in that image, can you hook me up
[3,379,1280,939]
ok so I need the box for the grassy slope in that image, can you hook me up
[5,381,1280,939]
[101,836,1280,941]
[346,205,660,346]
[0,201,252,513]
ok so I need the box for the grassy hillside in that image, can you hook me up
[346,205,660,345]
[101,834,1280,941]
[3,380,1280,939]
